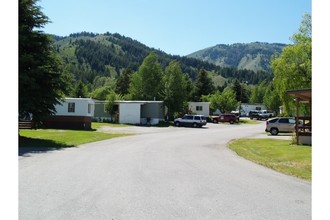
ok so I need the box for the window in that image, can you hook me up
[183,115,193,120]
[194,116,201,120]
[279,118,289,123]
[68,102,75,112]
[88,104,92,114]
[288,118,296,124]
[196,106,203,111]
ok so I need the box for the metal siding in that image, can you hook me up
[141,103,164,118]
[94,103,112,118]
[188,102,210,117]
[55,98,94,117]
[119,103,141,124]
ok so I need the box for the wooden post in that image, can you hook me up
[296,97,300,144]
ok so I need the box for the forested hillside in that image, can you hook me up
[52,32,273,87]
[187,42,287,72]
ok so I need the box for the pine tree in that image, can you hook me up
[19,0,66,122]
[116,68,132,95]
[193,68,215,101]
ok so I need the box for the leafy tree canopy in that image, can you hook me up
[129,52,164,100]
[163,61,188,117]
[271,13,311,114]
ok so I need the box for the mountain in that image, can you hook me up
[52,32,274,88]
[186,42,287,72]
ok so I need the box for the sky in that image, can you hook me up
[38,0,311,56]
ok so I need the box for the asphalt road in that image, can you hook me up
[19,122,311,220]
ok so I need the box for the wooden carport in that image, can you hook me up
[287,88,312,145]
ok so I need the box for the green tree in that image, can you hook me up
[116,68,132,95]
[73,80,88,98]
[263,82,281,115]
[163,61,188,118]
[231,79,242,102]
[93,76,116,90]
[271,13,311,115]
[19,0,67,122]
[129,52,164,100]
[193,68,215,101]
[203,88,239,114]
[218,88,239,113]
[249,81,267,103]
[60,68,76,97]
[105,91,122,123]
[90,86,113,100]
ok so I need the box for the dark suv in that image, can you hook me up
[219,114,239,124]
[249,110,268,120]
[174,114,207,128]
[249,110,261,120]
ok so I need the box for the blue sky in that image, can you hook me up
[38,0,311,56]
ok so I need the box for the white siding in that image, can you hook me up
[239,103,266,116]
[55,98,95,117]
[119,103,142,124]
[188,102,210,117]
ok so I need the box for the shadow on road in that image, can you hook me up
[19,136,74,156]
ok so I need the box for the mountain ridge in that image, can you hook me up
[187,42,287,72]
[52,32,276,88]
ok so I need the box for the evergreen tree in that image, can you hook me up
[231,79,241,102]
[193,68,215,101]
[116,68,132,95]
[19,0,67,123]
[74,80,88,98]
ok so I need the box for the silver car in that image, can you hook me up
[174,114,207,128]
[265,117,296,135]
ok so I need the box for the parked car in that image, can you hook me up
[265,117,296,135]
[174,114,207,128]
[218,114,239,124]
[249,110,262,120]
[258,110,274,119]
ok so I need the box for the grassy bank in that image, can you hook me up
[228,138,311,180]
[19,128,130,148]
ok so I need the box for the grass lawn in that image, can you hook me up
[228,138,311,180]
[19,129,130,148]
[92,122,131,129]
[239,118,262,124]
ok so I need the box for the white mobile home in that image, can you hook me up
[239,103,266,117]
[188,102,210,117]
[43,98,95,130]
[94,100,165,125]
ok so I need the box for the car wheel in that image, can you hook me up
[175,121,180,127]
[270,128,279,135]
[213,119,218,123]
[193,123,198,128]
[229,120,234,124]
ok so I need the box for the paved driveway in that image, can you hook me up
[19,122,311,220]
